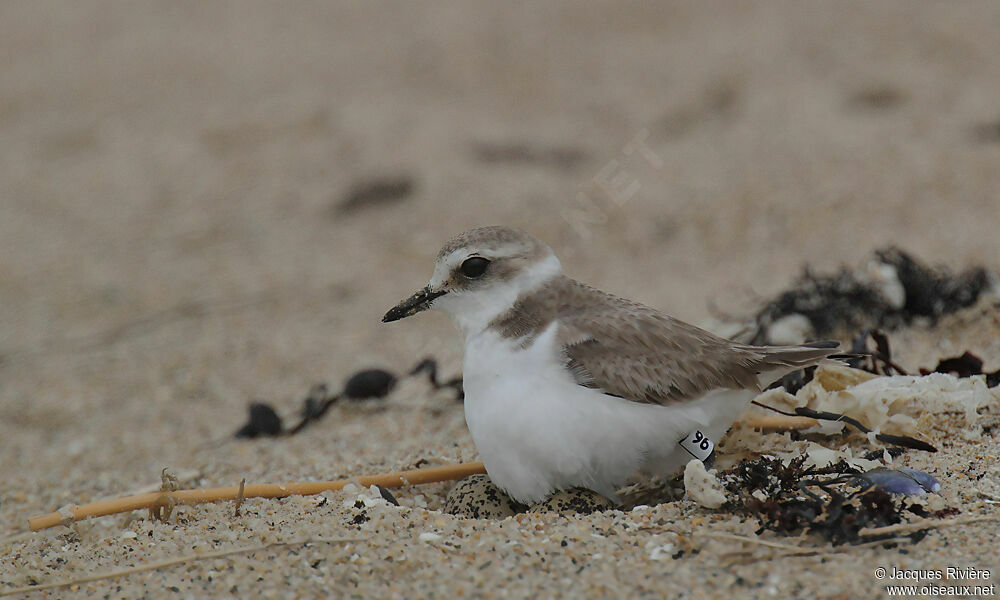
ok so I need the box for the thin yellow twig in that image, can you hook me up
[28,461,486,531]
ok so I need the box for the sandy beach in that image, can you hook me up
[2,2,1000,597]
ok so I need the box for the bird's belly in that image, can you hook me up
[461,326,756,504]
[461,326,665,503]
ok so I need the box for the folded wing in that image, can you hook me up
[553,280,837,405]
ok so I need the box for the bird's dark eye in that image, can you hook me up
[460,257,490,278]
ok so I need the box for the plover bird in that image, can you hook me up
[383,226,838,504]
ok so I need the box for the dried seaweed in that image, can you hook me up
[286,383,340,435]
[409,358,464,400]
[334,176,415,215]
[722,456,934,545]
[877,248,990,318]
[920,351,1000,388]
[234,403,283,438]
[751,396,938,453]
[767,365,818,395]
[233,357,463,438]
[772,328,999,397]
[469,141,586,170]
[751,247,992,343]
[343,369,397,400]
[973,120,1000,143]
[846,329,908,375]
[752,269,891,342]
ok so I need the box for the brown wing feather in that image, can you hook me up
[489,276,838,406]
[558,288,762,404]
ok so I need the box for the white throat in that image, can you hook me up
[435,253,562,336]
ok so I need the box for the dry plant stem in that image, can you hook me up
[741,415,819,430]
[720,537,913,566]
[0,537,362,597]
[702,532,812,551]
[707,531,912,553]
[28,461,487,532]
[234,478,246,518]
[859,515,1000,537]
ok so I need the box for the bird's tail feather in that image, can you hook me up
[758,340,840,367]
[748,340,842,388]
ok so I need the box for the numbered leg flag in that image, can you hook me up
[679,429,716,466]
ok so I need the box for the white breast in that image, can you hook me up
[461,322,755,504]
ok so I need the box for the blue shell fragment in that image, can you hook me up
[859,467,941,495]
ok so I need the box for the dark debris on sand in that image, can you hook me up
[770,328,1000,395]
[334,176,415,216]
[921,350,1000,388]
[233,357,463,439]
[750,247,993,343]
[722,456,932,546]
[756,248,997,394]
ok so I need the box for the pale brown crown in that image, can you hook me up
[436,226,550,263]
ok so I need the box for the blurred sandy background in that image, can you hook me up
[2,2,1000,596]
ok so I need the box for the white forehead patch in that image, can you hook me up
[429,253,563,333]
[428,249,466,288]
[428,242,539,288]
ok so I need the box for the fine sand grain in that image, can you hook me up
[2,2,1000,598]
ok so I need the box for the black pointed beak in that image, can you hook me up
[382,286,447,323]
